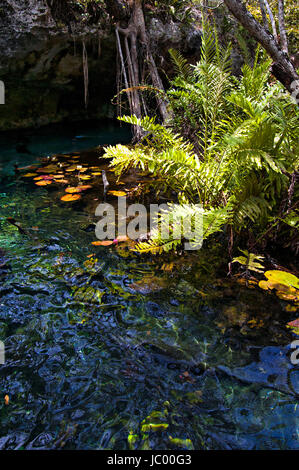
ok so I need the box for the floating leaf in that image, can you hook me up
[35,180,52,186]
[287,318,299,328]
[60,194,81,202]
[287,318,299,335]
[259,270,299,302]
[116,235,129,242]
[54,179,69,184]
[259,279,297,294]
[35,175,53,181]
[23,173,37,177]
[79,175,91,180]
[258,280,272,291]
[78,185,92,191]
[52,174,65,179]
[264,270,299,289]
[276,291,298,302]
[65,187,83,194]
[91,240,114,246]
[92,172,102,176]
[108,190,127,197]
[285,305,298,313]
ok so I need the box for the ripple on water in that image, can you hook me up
[0,143,298,450]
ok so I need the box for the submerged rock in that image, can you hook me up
[218,346,299,397]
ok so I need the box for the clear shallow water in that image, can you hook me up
[0,123,298,450]
[0,120,131,177]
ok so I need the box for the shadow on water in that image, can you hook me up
[0,121,298,450]
[0,119,132,177]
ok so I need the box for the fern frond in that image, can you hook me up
[133,204,232,254]
[169,49,193,81]
[232,249,264,273]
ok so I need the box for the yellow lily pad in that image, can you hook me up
[259,270,299,303]
[60,194,81,202]
[54,179,69,184]
[35,180,52,186]
[259,280,297,294]
[264,270,299,289]
[65,187,83,194]
[108,190,127,197]
[92,240,114,246]
[79,175,91,180]
[285,305,298,313]
[52,174,65,179]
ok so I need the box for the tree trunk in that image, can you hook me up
[277,0,288,54]
[113,0,169,129]
[258,0,269,30]
[130,0,169,121]
[223,0,299,93]
[263,0,278,42]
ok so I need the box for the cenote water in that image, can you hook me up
[0,122,298,450]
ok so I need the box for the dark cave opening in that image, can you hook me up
[0,33,118,131]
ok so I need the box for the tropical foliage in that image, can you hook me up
[104,22,299,255]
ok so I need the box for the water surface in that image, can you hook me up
[0,122,298,450]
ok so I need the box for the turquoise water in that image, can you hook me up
[0,120,131,177]
[0,122,298,450]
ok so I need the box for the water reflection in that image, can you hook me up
[0,124,298,450]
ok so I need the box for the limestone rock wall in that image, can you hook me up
[0,0,203,130]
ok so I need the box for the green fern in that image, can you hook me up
[169,48,193,81]
[232,249,265,273]
[133,204,232,254]
[102,19,299,254]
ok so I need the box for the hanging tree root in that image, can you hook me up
[82,40,89,110]
[114,0,169,140]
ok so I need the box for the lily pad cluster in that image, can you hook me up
[20,153,135,208]
[258,270,299,335]
[21,154,104,203]
[259,270,299,302]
